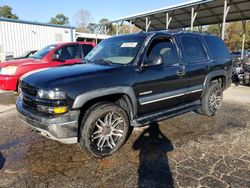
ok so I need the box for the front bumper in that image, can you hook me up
[16,96,79,144]
[0,75,19,91]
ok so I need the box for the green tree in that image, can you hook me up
[49,14,69,25]
[0,5,18,19]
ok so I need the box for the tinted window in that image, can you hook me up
[203,36,230,58]
[55,45,81,60]
[180,36,207,62]
[82,44,94,56]
[147,38,178,66]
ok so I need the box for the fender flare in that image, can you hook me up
[202,70,227,96]
[72,86,137,118]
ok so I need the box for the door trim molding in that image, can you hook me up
[139,84,202,105]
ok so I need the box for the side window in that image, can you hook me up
[203,36,230,59]
[180,36,207,63]
[55,45,81,60]
[147,38,178,66]
[82,44,94,56]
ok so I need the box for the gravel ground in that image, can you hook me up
[0,85,249,188]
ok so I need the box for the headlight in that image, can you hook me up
[37,89,66,100]
[0,66,17,75]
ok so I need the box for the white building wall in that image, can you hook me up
[0,20,75,61]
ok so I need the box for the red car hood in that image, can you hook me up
[0,58,45,67]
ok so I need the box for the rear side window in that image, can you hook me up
[203,36,230,59]
[180,36,207,63]
[82,44,94,56]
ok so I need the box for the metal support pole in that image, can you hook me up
[166,13,172,30]
[145,17,151,32]
[241,20,246,60]
[116,23,119,35]
[129,21,135,34]
[191,7,197,31]
[104,26,107,35]
[222,0,230,40]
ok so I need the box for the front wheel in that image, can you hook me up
[79,103,130,157]
[197,82,223,116]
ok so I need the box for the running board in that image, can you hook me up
[131,100,201,127]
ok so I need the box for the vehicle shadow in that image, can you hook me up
[133,122,174,188]
[0,152,6,170]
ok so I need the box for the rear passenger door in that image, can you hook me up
[179,34,210,103]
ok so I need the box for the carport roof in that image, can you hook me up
[107,0,250,31]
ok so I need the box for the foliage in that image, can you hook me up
[207,24,220,36]
[49,14,69,25]
[0,5,18,19]
[225,21,250,51]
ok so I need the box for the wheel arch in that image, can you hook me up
[73,87,137,119]
[202,70,227,95]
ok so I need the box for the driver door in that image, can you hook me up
[134,36,189,116]
[52,44,83,65]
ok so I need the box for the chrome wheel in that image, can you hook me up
[208,87,223,113]
[91,112,125,151]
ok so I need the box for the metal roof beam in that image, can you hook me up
[230,0,247,21]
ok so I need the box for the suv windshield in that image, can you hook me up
[85,35,146,65]
[31,45,57,59]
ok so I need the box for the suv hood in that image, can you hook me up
[22,63,124,89]
[0,58,44,67]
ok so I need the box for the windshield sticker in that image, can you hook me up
[121,42,138,48]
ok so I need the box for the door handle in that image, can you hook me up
[177,69,185,77]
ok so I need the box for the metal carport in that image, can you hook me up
[104,0,250,57]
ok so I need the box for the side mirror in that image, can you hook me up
[144,54,165,67]
[51,53,62,61]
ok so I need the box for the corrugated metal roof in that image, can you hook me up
[108,0,250,31]
[0,17,76,29]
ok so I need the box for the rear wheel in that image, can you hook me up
[197,82,223,116]
[79,103,130,157]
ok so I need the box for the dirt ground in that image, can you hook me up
[0,85,249,188]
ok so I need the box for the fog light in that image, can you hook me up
[53,106,68,114]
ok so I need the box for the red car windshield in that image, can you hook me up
[31,45,57,59]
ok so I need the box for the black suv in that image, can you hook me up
[17,31,232,157]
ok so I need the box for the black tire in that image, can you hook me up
[197,82,223,116]
[79,102,131,157]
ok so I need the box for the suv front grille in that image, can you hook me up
[22,95,37,108]
[20,82,38,96]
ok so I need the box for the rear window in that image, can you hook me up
[180,36,207,63]
[203,36,230,59]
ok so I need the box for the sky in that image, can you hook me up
[0,0,190,26]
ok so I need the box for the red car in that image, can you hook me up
[0,42,96,91]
